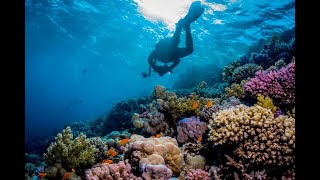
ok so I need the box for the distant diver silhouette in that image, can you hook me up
[142,1,204,78]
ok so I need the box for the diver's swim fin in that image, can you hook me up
[182,1,204,25]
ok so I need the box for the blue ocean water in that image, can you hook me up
[25,0,294,138]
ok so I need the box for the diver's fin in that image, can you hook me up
[182,1,204,25]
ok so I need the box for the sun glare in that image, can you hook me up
[133,0,208,31]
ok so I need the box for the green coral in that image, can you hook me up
[225,80,248,98]
[43,127,98,169]
[222,60,242,83]
[231,63,263,83]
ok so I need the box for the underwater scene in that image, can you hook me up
[25,0,295,179]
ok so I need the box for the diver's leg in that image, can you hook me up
[177,24,193,58]
[171,20,185,47]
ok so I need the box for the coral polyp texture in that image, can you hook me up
[43,126,98,169]
[208,105,295,167]
[126,135,184,176]
[176,116,208,143]
[131,108,167,134]
[85,160,142,180]
[186,169,211,180]
[244,63,295,109]
[231,63,263,83]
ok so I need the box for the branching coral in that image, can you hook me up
[244,63,295,109]
[208,105,295,168]
[231,64,263,84]
[85,160,142,180]
[177,116,208,143]
[126,135,184,176]
[43,127,98,169]
[256,94,277,113]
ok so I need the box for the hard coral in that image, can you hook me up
[85,160,142,180]
[131,108,167,134]
[244,63,295,109]
[186,169,210,180]
[126,135,184,176]
[176,116,208,143]
[208,105,295,167]
[256,94,277,113]
[231,64,263,84]
[44,127,98,169]
[225,80,248,99]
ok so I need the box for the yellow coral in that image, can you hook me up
[256,94,277,113]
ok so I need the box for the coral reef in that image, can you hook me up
[208,105,295,168]
[222,60,244,83]
[245,63,295,109]
[126,135,184,176]
[225,80,248,99]
[231,63,263,84]
[184,154,206,170]
[85,160,142,180]
[176,116,208,143]
[102,97,152,133]
[186,169,211,180]
[43,127,98,169]
[250,34,295,69]
[256,94,277,113]
[140,154,173,180]
[131,108,167,135]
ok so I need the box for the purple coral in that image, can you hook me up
[85,161,142,180]
[244,63,295,107]
[186,169,211,180]
[140,163,173,180]
[177,116,208,143]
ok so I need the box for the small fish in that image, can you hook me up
[102,159,113,164]
[62,172,70,180]
[198,136,202,142]
[206,100,213,108]
[192,102,199,110]
[106,148,114,156]
[110,151,118,157]
[155,134,162,138]
[119,138,129,146]
[38,173,46,179]
[71,168,75,174]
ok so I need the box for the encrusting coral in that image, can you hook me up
[43,127,98,169]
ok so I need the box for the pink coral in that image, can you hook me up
[140,163,173,180]
[85,161,142,180]
[177,116,208,143]
[186,169,211,180]
[244,63,295,107]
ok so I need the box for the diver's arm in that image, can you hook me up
[169,58,180,71]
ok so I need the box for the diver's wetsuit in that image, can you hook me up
[146,22,194,76]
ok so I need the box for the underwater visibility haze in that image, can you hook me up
[25,0,295,179]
